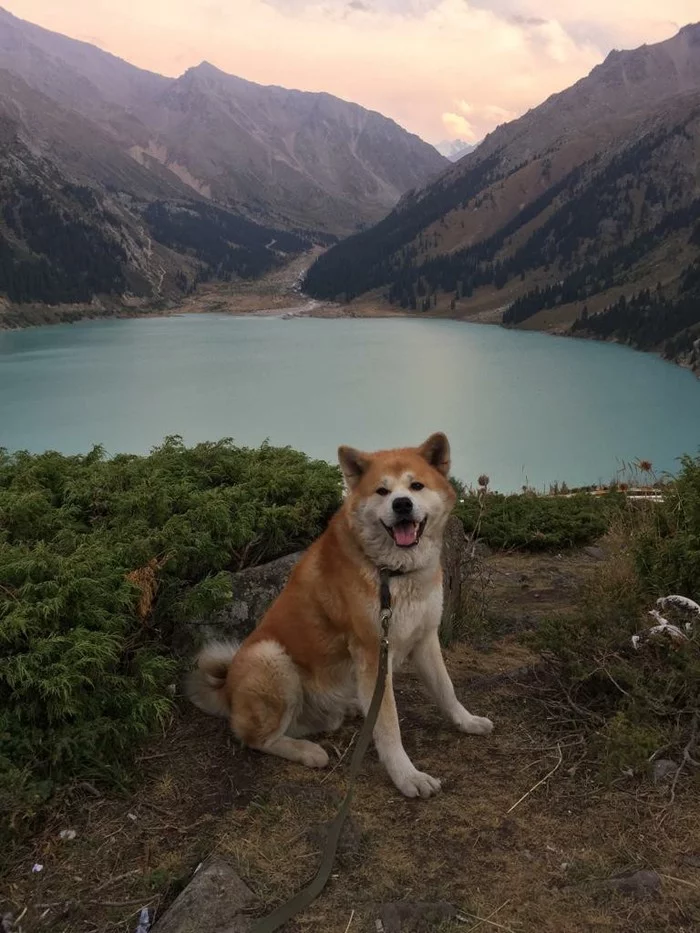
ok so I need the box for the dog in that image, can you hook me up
[186,432,493,798]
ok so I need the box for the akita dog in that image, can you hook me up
[186,433,493,798]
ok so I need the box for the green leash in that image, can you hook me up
[250,568,398,933]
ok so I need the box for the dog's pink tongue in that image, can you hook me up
[394,522,417,546]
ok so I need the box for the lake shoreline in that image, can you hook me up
[1,289,697,378]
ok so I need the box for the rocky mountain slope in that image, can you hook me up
[129,62,446,235]
[0,6,446,310]
[0,70,310,309]
[304,24,700,371]
[0,7,445,237]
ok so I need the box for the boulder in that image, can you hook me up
[152,859,257,933]
[174,551,301,653]
[176,516,470,653]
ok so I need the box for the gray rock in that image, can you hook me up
[651,758,678,784]
[175,551,301,653]
[584,545,606,561]
[152,859,257,933]
[177,517,471,652]
[604,869,661,898]
[377,901,459,932]
[683,853,700,868]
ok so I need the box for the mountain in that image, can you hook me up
[0,7,446,238]
[304,23,700,372]
[435,139,478,161]
[0,68,310,312]
[127,61,447,235]
[0,7,446,312]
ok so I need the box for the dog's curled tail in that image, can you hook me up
[185,639,239,718]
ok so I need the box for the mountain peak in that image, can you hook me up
[190,60,223,75]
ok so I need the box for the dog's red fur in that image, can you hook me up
[187,434,493,797]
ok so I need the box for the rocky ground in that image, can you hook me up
[3,542,699,933]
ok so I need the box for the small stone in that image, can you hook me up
[683,854,700,868]
[152,859,257,933]
[605,869,661,898]
[308,815,362,865]
[651,759,678,784]
[377,901,459,933]
[584,546,606,561]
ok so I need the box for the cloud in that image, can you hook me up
[442,99,518,141]
[508,14,548,26]
[6,0,697,143]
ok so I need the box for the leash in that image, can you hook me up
[250,568,400,933]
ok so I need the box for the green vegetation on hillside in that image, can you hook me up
[0,177,127,303]
[304,109,700,357]
[0,439,342,838]
[143,201,314,284]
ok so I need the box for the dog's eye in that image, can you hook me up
[376,487,390,497]
[410,481,425,491]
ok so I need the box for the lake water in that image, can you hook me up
[1,313,699,492]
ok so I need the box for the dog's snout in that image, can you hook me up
[392,496,413,516]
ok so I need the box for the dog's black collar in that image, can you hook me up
[379,567,405,614]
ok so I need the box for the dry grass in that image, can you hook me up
[2,544,700,933]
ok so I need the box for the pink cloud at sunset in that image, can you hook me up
[3,0,698,143]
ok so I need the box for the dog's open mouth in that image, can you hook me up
[382,517,427,548]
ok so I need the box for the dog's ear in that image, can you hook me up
[338,445,371,490]
[418,432,451,476]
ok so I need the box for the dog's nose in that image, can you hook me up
[392,496,413,516]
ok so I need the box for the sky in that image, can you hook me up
[4,1,699,144]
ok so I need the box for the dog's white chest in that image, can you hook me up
[386,577,443,668]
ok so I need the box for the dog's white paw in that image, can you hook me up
[394,768,442,798]
[454,710,494,735]
[299,741,330,768]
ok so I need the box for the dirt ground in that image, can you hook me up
[3,547,699,933]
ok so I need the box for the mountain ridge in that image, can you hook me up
[0,5,446,312]
[303,22,700,373]
[0,7,446,237]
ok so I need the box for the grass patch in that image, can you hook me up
[453,483,622,551]
[530,454,700,780]
[0,437,341,841]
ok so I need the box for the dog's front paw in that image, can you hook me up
[299,741,330,768]
[454,709,494,735]
[394,768,442,798]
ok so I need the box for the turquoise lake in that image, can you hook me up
[1,313,699,491]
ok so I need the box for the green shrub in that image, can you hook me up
[0,437,342,838]
[453,487,621,551]
[530,454,700,780]
[634,453,700,602]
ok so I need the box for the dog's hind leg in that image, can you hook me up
[229,639,329,769]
